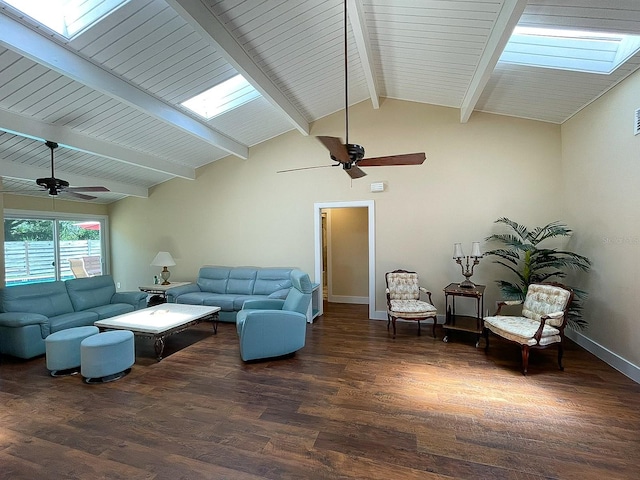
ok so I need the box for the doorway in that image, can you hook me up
[314,201,375,319]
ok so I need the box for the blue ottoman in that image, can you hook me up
[80,330,135,384]
[45,326,100,377]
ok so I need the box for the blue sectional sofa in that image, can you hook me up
[166,266,296,323]
[0,275,147,359]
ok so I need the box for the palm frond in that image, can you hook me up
[495,280,526,300]
[483,248,521,265]
[494,217,529,241]
[529,221,573,244]
[493,261,527,284]
[484,234,531,250]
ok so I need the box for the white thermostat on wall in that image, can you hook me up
[370,182,385,192]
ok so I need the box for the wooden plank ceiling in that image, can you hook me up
[0,0,639,203]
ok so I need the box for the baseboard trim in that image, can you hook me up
[566,329,640,384]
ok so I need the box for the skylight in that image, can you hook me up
[181,75,261,120]
[2,0,129,39]
[500,26,640,74]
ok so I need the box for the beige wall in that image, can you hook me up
[109,98,564,319]
[561,68,640,368]
[326,207,368,301]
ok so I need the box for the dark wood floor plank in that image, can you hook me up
[2,302,640,479]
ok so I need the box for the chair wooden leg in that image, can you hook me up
[521,345,530,375]
[387,315,391,331]
[431,317,437,338]
[558,343,565,371]
[417,320,421,336]
[483,328,490,352]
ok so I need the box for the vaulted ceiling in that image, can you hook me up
[1,0,639,204]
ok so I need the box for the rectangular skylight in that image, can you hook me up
[181,75,261,120]
[500,26,640,74]
[2,0,129,39]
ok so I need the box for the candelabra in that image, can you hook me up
[453,242,483,288]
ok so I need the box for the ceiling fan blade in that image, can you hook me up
[63,191,97,200]
[66,186,110,193]
[277,165,336,174]
[345,165,366,179]
[317,136,351,164]
[358,152,426,167]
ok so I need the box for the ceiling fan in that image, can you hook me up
[279,0,426,179]
[2,140,110,200]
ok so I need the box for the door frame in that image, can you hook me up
[314,200,375,319]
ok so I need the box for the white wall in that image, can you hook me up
[561,68,640,372]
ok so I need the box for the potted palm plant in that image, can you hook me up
[484,217,591,329]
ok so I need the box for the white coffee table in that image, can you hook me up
[94,304,221,361]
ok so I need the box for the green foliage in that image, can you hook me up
[484,217,591,329]
[4,219,100,242]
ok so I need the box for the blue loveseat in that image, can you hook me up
[0,275,147,359]
[166,266,296,323]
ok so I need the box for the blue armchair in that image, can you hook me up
[236,269,312,361]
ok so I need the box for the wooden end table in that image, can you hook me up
[443,283,485,347]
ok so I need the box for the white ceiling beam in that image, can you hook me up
[166,0,310,135]
[0,109,195,180]
[0,14,248,159]
[460,0,527,123]
[0,160,148,198]
[348,0,380,109]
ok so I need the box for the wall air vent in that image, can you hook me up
[635,108,640,136]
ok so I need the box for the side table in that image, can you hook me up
[443,283,485,347]
[139,282,191,306]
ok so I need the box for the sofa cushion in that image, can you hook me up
[0,281,75,317]
[227,268,257,295]
[65,275,116,311]
[202,294,235,311]
[49,311,99,333]
[232,295,268,311]
[253,268,292,295]
[197,267,231,293]
[83,303,135,320]
[176,292,207,305]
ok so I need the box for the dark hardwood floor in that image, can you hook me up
[1,302,639,480]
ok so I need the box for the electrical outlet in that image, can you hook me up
[116,282,121,289]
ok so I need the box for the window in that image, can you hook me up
[500,26,640,74]
[1,0,129,39]
[181,74,261,119]
[4,212,108,286]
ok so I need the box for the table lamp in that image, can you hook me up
[151,251,176,285]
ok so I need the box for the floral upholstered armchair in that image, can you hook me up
[385,269,438,339]
[483,283,574,375]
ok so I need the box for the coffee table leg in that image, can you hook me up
[154,336,165,361]
[211,312,219,334]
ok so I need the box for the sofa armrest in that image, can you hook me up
[166,284,200,303]
[111,291,148,309]
[242,299,285,310]
[0,312,49,328]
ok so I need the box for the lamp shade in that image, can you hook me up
[150,251,176,267]
[471,242,482,258]
[453,243,464,259]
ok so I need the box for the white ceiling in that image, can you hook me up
[1,0,639,204]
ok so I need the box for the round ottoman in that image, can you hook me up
[80,330,135,384]
[45,326,100,377]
